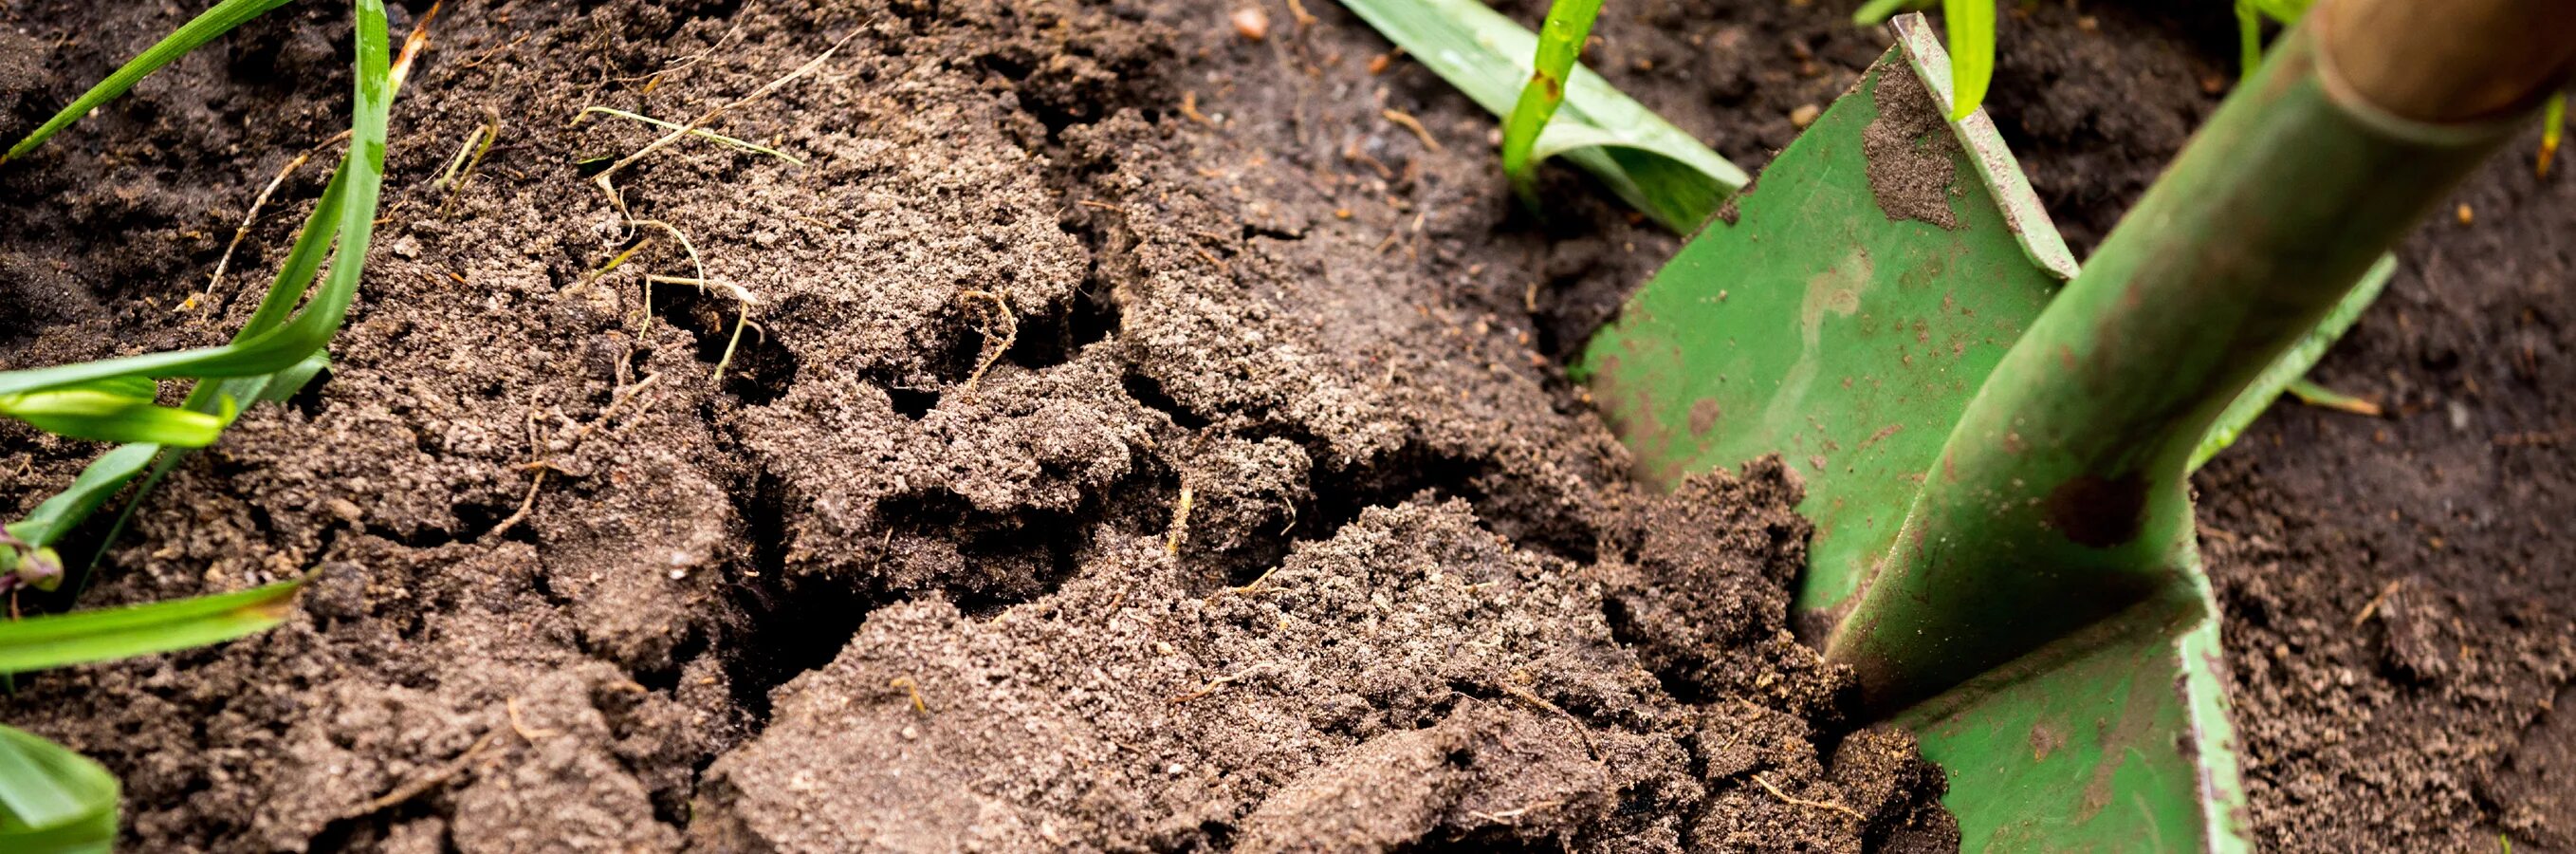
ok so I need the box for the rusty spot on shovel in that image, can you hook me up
[2042,473,2147,548]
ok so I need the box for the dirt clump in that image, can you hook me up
[1858,57,1960,231]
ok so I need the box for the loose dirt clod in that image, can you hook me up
[1860,56,1961,230]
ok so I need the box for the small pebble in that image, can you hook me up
[1232,7,1269,41]
[1789,103,1821,128]
[2456,203,2474,225]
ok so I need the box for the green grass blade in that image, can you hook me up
[2,0,297,162]
[0,579,303,675]
[2236,0,2264,75]
[1500,0,1602,207]
[2188,254,2397,472]
[0,0,390,399]
[2,444,158,550]
[259,351,330,404]
[0,391,225,447]
[1339,0,1747,232]
[0,726,118,854]
[1941,0,1995,121]
[2541,93,2564,177]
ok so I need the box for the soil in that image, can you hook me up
[0,2,2564,854]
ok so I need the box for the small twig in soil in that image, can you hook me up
[432,108,503,213]
[623,220,708,340]
[1284,0,1319,28]
[350,729,499,819]
[1169,662,1272,703]
[643,274,762,381]
[1380,108,1442,152]
[1166,481,1194,555]
[1753,773,1867,821]
[387,1,443,94]
[1180,90,1215,126]
[890,677,929,714]
[956,289,1018,391]
[2351,577,2407,627]
[1466,799,1561,825]
[188,130,353,314]
[1498,680,1598,758]
[591,33,851,212]
[573,106,805,165]
[488,373,664,539]
[506,696,562,740]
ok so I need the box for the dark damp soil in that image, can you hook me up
[0,1,2563,853]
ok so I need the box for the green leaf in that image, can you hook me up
[2188,254,2397,472]
[0,391,225,447]
[1941,0,1995,121]
[3,445,159,551]
[0,579,304,675]
[2,0,298,162]
[0,726,118,854]
[258,351,331,404]
[1340,0,1748,232]
[0,0,390,400]
[1500,0,1603,208]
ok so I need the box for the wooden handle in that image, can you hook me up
[2318,0,2576,122]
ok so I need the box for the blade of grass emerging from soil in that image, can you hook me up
[1940,0,1995,121]
[1,0,297,162]
[1499,0,1601,210]
[0,580,304,674]
[0,726,117,854]
[1339,0,1748,232]
[2188,253,2396,471]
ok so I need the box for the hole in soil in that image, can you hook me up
[1122,371,1211,430]
[720,473,877,722]
[285,366,333,418]
[645,279,797,404]
[887,386,938,419]
[1004,278,1121,370]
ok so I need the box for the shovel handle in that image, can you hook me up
[2320,0,2576,123]
[1823,0,2575,715]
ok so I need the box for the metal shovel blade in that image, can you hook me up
[1576,18,2251,851]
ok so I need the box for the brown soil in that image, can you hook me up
[0,0,1954,850]
[0,2,2564,854]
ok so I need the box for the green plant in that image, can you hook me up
[0,0,401,846]
[1850,0,1991,120]
[1341,0,1748,232]
[1499,0,1602,208]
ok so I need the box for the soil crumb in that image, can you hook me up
[1859,57,1960,231]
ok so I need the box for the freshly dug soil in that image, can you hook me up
[0,0,1961,850]
[0,1,2565,854]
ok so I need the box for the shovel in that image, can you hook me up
[1579,1,2572,848]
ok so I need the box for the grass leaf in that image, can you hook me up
[1339,0,1747,232]
[1500,0,1602,208]
[2,445,158,551]
[2189,254,2396,472]
[1941,0,1996,121]
[0,391,224,447]
[0,726,118,854]
[0,579,304,675]
[2,0,298,162]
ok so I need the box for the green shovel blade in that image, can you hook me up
[1576,17,2252,851]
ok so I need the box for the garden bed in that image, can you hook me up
[0,0,2566,851]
